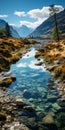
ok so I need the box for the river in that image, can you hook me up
[5,41,65,130]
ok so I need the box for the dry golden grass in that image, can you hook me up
[0,37,36,72]
[35,40,65,82]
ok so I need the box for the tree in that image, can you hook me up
[0,27,6,37]
[51,27,62,41]
[6,23,12,37]
[49,4,60,41]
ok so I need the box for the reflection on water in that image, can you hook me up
[6,47,65,130]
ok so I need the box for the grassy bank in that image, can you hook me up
[0,37,36,72]
[35,40,65,99]
[35,40,65,82]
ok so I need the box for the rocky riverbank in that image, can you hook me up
[0,37,37,72]
[35,40,65,101]
[0,37,37,130]
[0,37,37,87]
[0,88,31,130]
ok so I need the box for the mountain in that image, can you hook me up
[14,25,33,37]
[10,26,20,38]
[0,19,19,38]
[30,10,65,37]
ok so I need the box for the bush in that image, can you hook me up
[54,68,61,77]
[44,56,54,64]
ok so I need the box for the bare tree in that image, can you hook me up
[49,4,59,41]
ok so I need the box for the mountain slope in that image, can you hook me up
[30,10,65,37]
[10,26,20,38]
[15,25,33,37]
[0,19,19,38]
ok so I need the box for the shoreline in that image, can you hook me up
[0,37,37,130]
[0,38,65,130]
[0,87,30,130]
[35,40,65,102]
[0,37,37,87]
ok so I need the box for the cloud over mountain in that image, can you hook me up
[13,5,64,29]
[19,20,42,29]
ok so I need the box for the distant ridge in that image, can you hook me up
[29,10,65,37]
[0,19,20,38]
[14,25,33,37]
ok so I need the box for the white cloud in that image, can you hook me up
[14,11,26,17]
[24,6,50,29]
[15,5,64,29]
[27,5,64,21]
[27,7,50,20]
[0,14,8,18]
[20,20,43,29]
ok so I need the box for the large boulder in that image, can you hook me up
[42,114,58,130]
[42,114,55,124]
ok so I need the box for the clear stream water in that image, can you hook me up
[6,44,65,130]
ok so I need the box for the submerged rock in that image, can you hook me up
[16,98,25,107]
[57,98,65,107]
[47,95,58,102]
[23,106,35,112]
[52,103,61,110]
[42,114,58,130]
[42,114,55,124]
[22,90,32,99]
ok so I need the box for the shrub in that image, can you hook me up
[44,56,54,64]
[54,68,61,77]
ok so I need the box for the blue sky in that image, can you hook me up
[0,0,65,29]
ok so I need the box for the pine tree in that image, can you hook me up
[6,23,12,37]
[51,27,62,41]
[0,27,6,37]
[49,4,60,41]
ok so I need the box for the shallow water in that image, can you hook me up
[6,47,65,130]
